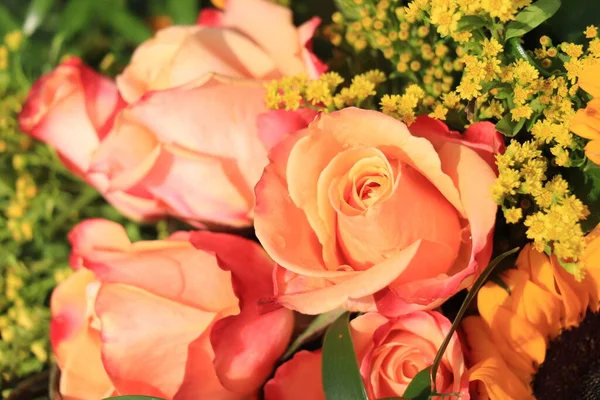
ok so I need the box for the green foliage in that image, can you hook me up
[322,313,368,400]
[283,309,346,360]
[505,0,561,40]
[569,161,600,233]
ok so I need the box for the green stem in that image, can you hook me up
[48,186,99,237]
[429,247,521,393]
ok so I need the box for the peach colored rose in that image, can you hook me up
[254,108,498,315]
[90,74,272,227]
[117,0,325,103]
[51,219,293,399]
[18,57,167,221]
[264,311,469,400]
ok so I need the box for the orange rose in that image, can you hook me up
[90,74,271,227]
[254,108,498,315]
[117,0,325,103]
[52,219,293,399]
[18,58,166,221]
[264,311,469,399]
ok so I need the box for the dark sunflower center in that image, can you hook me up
[532,310,600,400]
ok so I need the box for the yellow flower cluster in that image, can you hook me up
[493,140,589,275]
[326,0,461,104]
[264,70,385,112]
[380,84,425,125]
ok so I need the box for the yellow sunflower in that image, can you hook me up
[462,225,600,399]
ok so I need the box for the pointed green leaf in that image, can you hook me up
[283,308,346,360]
[322,313,368,400]
[457,15,487,32]
[495,114,515,137]
[23,0,56,36]
[402,366,432,399]
[568,160,600,232]
[98,3,152,44]
[0,4,19,33]
[334,0,361,20]
[505,0,561,40]
[57,0,95,42]
[167,0,199,25]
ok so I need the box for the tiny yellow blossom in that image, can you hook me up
[504,207,523,223]
[4,31,22,51]
[585,25,598,38]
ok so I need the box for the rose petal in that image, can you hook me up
[264,351,325,400]
[97,283,218,398]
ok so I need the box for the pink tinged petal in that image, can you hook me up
[190,232,295,393]
[411,116,504,173]
[96,283,218,398]
[276,240,423,314]
[174,332,244,400]
[50,269,97,354]
[116,26,200,103]
[310,109,465,216]
[298,17,328,78]
[22,80,99,174]
[254,164,329,275]
[211,307,294,393]
[184,28,276,79]
[388,142,497,309]
[349,312,388,361]
[68,219,132,269]
[98,187,168,222]
[264,350,325,400]
[141,145,253,226]
[197,9,224,27]
[331,150,461,271]
[121,74,269,198]
[257,109,318,151]
[50,269,114,399]
[222,0,305,76]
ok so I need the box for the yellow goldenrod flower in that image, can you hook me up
[585,25,598,39]
[4,31,22,51]
[503,206,523,223]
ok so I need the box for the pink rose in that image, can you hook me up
[264,311,469,399]
[90,74,271,227]
[118,0,325,103]
[254,108,498,315]
[51,219,293,399]
[18,58,167,221]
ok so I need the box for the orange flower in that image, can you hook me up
[462,225,600,399]
[570,63,600,164]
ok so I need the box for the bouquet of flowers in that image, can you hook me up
[6,0,600,398]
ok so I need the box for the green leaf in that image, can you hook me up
[57,0,95,42]
[103,397,165,400]
[402,366,432,399]
[568,160,600,232]
[283,308,346,360]
[505,0,561,40]
[98,2,152,44]
[167,0,199,25]
[457,15,487,32]
[495,114,515,137]
[322,313,368,400]
[0,4,19,33]
[429,247,520,393]
[333,0,361,20]
[23,0,56,36]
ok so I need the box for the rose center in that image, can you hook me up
[532,310,600,399]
